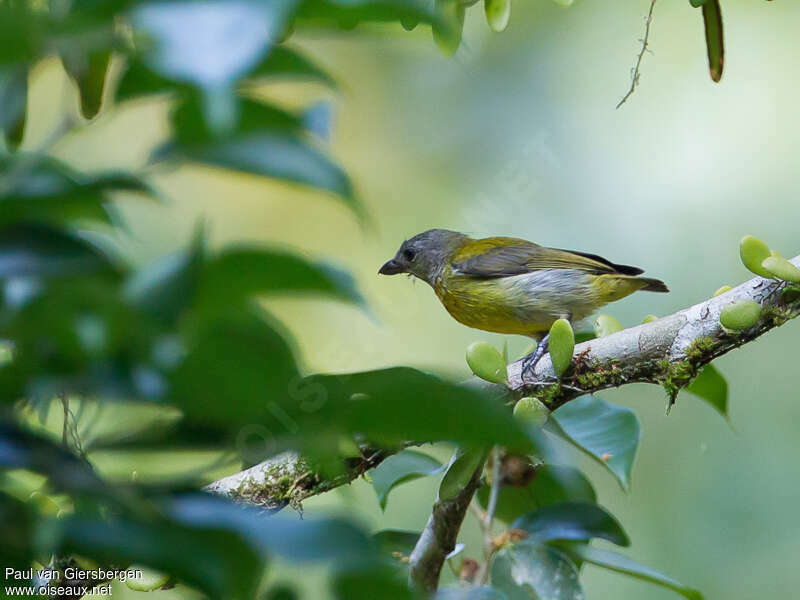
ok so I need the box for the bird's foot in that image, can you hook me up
[521,334,549,381]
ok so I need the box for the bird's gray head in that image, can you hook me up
[378,229,468,285]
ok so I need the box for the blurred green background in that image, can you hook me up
[27,0,800,597]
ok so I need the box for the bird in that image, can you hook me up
[378,229,668,376]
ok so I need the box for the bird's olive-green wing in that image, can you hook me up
[452,238,644,278]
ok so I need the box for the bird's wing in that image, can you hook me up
[451,237,644,278]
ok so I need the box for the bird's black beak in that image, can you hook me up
[378,259,405,275]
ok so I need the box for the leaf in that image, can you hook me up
[197,246,367,313]
[0,223,118,280]
[477,464,596,525]
[0,66,27,148]
[484,0,511,33]
[61,49,112,119]
[432,0,465,57]
[0,155,153,227]
[701,0,724,82]
[369,450,443,510]
[165,493,373,567]
[115,59,179,103]
[686,363,728,418]
[439,446,487,502]
[44,513,263,600]
[332,567,414,600]
[158,97,362,219]
[561,544,703,600]
[297,0,439,28]
[305,369,532,452]
[247,45,335,87]
[131,0,296,90]
[549,396,640,490]
[373,529,420,558]
[491,541,584,600]
[511,501,629,546]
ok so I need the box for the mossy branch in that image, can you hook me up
[507,255,800,409]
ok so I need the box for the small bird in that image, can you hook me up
[379,229,668,374]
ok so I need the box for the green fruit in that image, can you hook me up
[641,314,658,324]
[594,314,623,337]
[548,318,574,377]
[466,342,508,384]
[125,566,171,592]
[513,397,549,429]
[484,0,511,32]
[761,256,800,283]
[433,0,465,56]
[713,285,732,296]
[739,235,772,278]
[720,300,761,331]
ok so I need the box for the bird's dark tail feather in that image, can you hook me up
[639,277,669,293]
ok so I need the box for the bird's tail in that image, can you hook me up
[638,277,669,293]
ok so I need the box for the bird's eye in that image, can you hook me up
[403,249,416,261]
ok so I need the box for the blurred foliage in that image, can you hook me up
[0,0,763,598]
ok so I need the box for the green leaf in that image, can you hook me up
[368,450,443,510]
[0,223,118,280]
[115,59,179,103]
[247,45,335,87]
[44,513,263,600]
[158,97,362,219]
[297,0,439,28]
[686,363,728,418]
[432,0,465,57]
[689,0,708,7]
[701,0,724,82]
[373,529,420,558]
[477,464,596,525]
[0,66,27,148]
[0,155,153,227]
[549,396,640,490]
[332,567,414,600]
[511,501,629,546]
[306,369,532,452]
[197,246,367,313]
[439,446,487,502]
[491,541,584,600]
[561,544,703,600]
[484,0,511,33]
[61,49,112,119]
[131,0,296,90]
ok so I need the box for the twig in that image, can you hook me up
[616,0,658,109]
[477,449,501,584]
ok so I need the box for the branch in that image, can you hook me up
[617,0,658,109]
[508,256,800,407]
[408,458,485,592]
[204,448,393,511]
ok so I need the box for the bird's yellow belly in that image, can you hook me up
[434,270,603,336]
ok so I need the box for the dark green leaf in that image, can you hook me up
[373,529,420,558]
[549,396,640,490]
[197,246,367,313]
[166,493,373,567]
[560,544,703,600]
[511,501,629,546]
[115,59,178,103]
[369,450,443,510]
[0,67,27,148]
[491,541,583,600]
[332,567,414,600]
[62,49,112,119]
[701,0,724,82]
[158,97,362,218]
[0,223,119,280]
[305,368,530,451]
[477,464,596,525]
[686,363,728,418]
[689,0,709,6]
[439,446,486,501]
[45,513,263,600]
[247,45,335,87]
